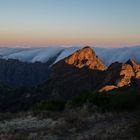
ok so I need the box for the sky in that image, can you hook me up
[0,0,140,48]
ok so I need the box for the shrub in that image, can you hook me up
[66,92,91,108]
[33,100,66,112]
[67,87,140,111]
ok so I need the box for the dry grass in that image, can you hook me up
[0,107,139,140]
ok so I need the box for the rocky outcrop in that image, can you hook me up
[126,59,140,88]
[126,59,140,78]
[42,47,107,99]
[100,59,140,91]
[50,46,106,78]
[65,46,107,70]
[102,62,135,87]
[99,85,118,92]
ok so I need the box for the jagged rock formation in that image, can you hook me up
[126,59,140,88]
[126,59,140,78]
[103,62,134,87]
[50,46,106,78]
[42,47,107,99]
[46,47,140,95]
[100,59,140,92]
[64,46,107,70]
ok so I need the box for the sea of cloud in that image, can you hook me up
[0,46,139,65]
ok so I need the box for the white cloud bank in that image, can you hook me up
[0,46,140,66]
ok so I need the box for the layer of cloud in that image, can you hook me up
[0,46,139,65]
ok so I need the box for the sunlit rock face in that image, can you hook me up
[99,85,118,92]
[101,62,134,88]
[100,59,140,91]
[126,59,140,78]
[126,59,140,88]
[65,46,107,71]
[116,63,135,87]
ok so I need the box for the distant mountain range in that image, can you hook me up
[0,46,140,112]
[0,46,139,87]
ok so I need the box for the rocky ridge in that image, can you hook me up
[64,46,107,70]
[47,47,140,95]
[0,46,139,112]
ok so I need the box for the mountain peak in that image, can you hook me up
[126,59,137,65]
[126,58,140,74]
[81,46,93,50]
[64,47,107,70]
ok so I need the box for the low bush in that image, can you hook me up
[33,86,140,113]
[67,87,140,111]
[33,100,66,112]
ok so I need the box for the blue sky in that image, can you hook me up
[0,0,140,47]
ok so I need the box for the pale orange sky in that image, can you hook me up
[0,0,140,48]
[0,32,139,48]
